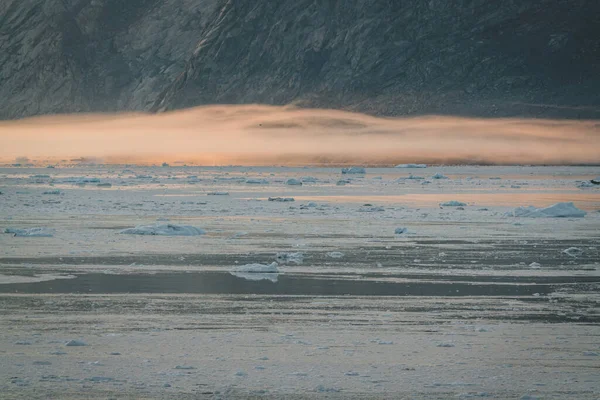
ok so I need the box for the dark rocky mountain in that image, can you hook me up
[1,0,599,120]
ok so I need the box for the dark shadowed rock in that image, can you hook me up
[1,0,599,120]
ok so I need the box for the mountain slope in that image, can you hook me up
[1,0,599,120]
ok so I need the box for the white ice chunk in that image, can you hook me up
[119,224,205,236]
[276,252,304,264]
[341,167,366,174]
[268,197,295,202]
[563,247,583,257]
[286,178,303,186]
[246,178,269,184]
[440,201,467,207]
[230,262,280,282]
[231,262,279,274]
[507,202,586,218]
[4,227,54,237]
[395,164,427,168]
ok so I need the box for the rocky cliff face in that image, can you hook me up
[1,0,599,120]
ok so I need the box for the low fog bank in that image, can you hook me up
[0,105,598,166]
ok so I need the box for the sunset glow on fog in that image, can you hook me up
[0,105,598,165]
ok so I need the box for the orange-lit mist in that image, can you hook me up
[0,104,598,166]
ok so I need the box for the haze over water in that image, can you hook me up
[1,104,598,166]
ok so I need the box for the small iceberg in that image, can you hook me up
[246,178,269,184]
[230,262,280,282]
[507,202,586,218]
[268,197,295,202]
[440,201,466,207]
[431,173,449,179]
[341,167,366,174]
[276,252,304,264]
[395,164,427,168]
[286,178,303,186]
[119,224,205,236]
[563,247,583,257]
[4,228,54,237]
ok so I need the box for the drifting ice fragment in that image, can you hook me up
[341,167,366,174]
[119,224,205,236]
[395,164,427,168]
[440,201,466,207]
[563,247,583,257]
[286,178,303,186]
[507,202,586,218]
[4,228,54,237]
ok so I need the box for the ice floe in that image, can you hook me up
[276,252,304,264]
[440,201,467,207]
[119,224,205,236]
[65,340,87,347]
[341,167,366,174]
[246,178,269,184]
[286,178,302,186]
[268,197,294,202]
[395,164,427,168]
[563,247,583,257]
[507,202,586,218]
[326,252,345,258]
[230,262,280,282]
[431,173,449,179]
[4,227,55,237]
[395,227,408,234]
[0,274,75,285]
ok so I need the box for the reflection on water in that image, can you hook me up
[0,271,552,297]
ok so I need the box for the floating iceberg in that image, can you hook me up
[507,202,586,218]
[4,227,54,237]
[246,178,269,184]
[268,197,295,202]
[395,164,427,168]
[230,262,280,282]
[440,201,466,207]
[341,167,366,174]
[119,224,206,236]
[276,252,304,264]
[286,178,303,186]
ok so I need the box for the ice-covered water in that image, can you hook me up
[0,165,599,399]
